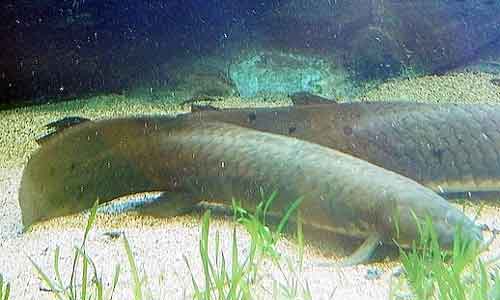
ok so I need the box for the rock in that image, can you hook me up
[229,49,356,99]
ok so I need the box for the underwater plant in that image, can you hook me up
[29,201,123,300]
[393,217,500,300]
[0,274,10,300]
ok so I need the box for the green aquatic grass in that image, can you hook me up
[184,191,310,300]
[123,234,144,300]
[273,257,313,300]
[231,190,304,260]
[29,200,126,300]
[0,274,11,300]
[26,192,311,300]
[394,217,500,300]
[230,191,312,298]
[185,210,255,300]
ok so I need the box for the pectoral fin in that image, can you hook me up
[337,233,382,266]
[313,233,382,268]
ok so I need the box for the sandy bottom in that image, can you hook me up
[2,166,500,300]
[2,72,500,299]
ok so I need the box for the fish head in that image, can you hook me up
[380,189,483,251]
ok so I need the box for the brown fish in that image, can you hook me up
[20,115,482,265]
[185,101,500,200]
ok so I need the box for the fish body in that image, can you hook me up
[185,102,500,198]
[19,115,481,264]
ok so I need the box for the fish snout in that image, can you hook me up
[436,209,483,249]
[388,197,483,251]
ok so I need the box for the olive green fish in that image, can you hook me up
[19,114,482,265]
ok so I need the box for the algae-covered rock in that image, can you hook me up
[229,49,356,99]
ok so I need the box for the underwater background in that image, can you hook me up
[2,0,500,108]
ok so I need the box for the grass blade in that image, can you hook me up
[262,190,278,225]
[69,199,99,299]
[53,247,65,293]
[3,283,9,300]
[83,199,99,245]
[200,210,212,300]
[183,255,201,298]
[0,275,10,300]
[81,250,88,300]
[276,197,303,235]
[296,210,304,270]
[123,235,142,300]
[108,265,121,300]
[29,257,64,300]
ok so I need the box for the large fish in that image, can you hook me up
[185,100,500,199]
[19,113,482,265]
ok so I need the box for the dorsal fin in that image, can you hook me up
[36,116,91,145]
[290,92,337,106]
[45,116,91,131]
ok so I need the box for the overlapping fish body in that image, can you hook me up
[187,102,500,199]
